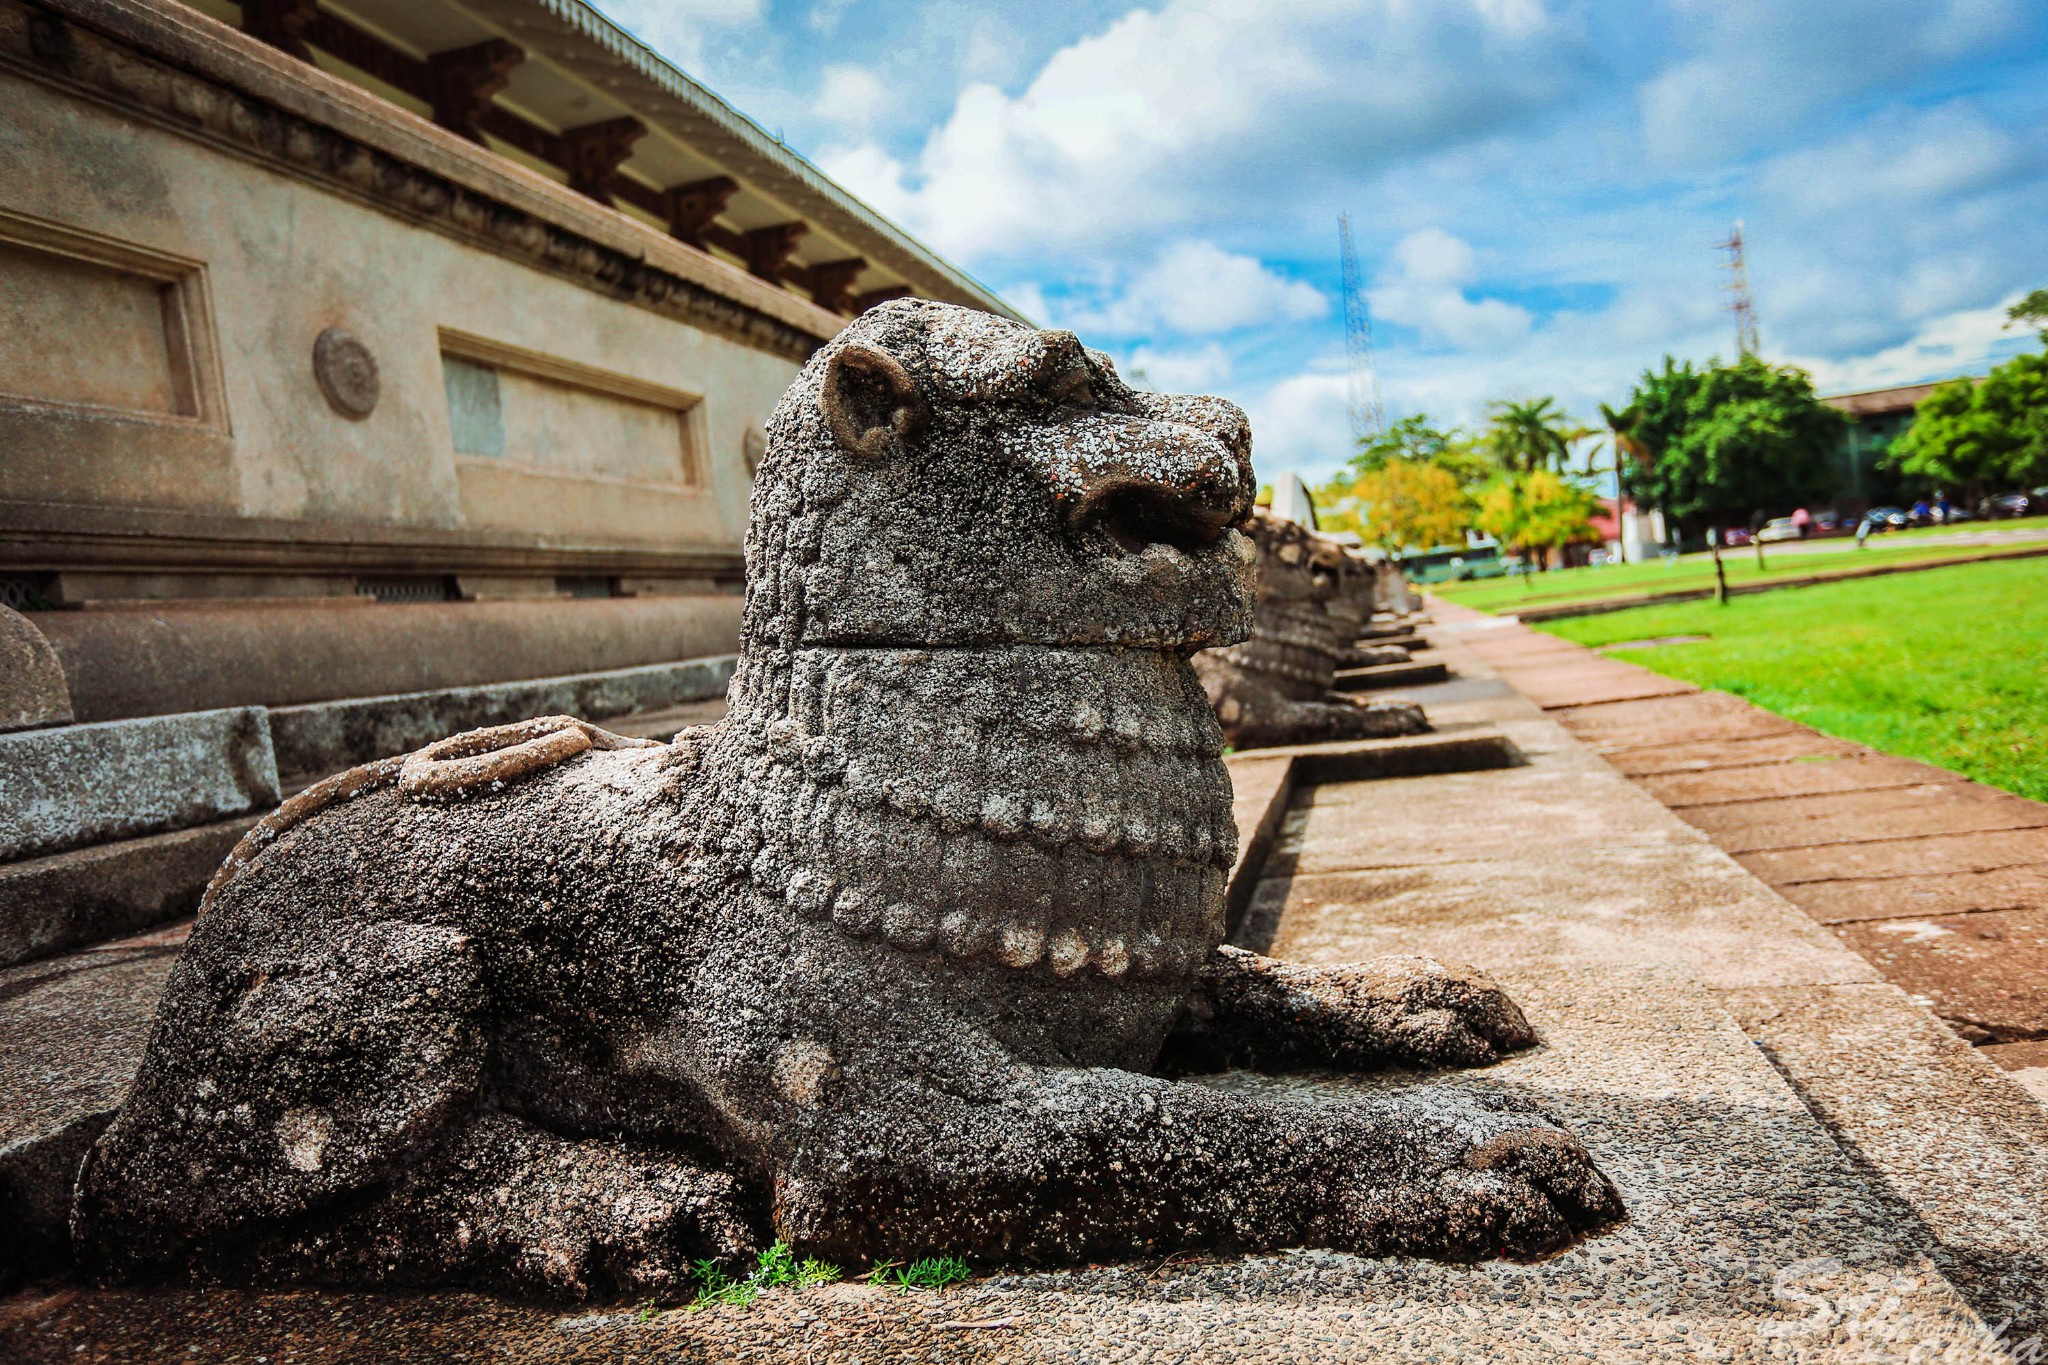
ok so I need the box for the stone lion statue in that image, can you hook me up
[74,301,1619,1301]
[1195,510,1431,748]
[1324,544,1413,669]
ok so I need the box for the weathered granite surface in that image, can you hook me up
[0,708,279,863]
[72,302,1616,1301]
[0,606,70,734]
[1195,512,1429,748]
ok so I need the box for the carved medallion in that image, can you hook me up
[313,327,380,420]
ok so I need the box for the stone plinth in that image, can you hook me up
[0,709,278,863]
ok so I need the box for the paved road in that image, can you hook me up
[1713,523,2048,557]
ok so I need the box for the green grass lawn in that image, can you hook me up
[1538,557,2048,801]
[1433,515,2048,614]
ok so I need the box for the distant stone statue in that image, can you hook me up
[75,302,1618,1301]
[1325,546,1412,669]
[1195,510,1431,748]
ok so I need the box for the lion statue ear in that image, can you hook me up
[821,344,929,458]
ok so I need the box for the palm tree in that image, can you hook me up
[1600,401,1649,468]
[1485,397,1590,474]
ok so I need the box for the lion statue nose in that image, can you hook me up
[1061,396,1255,554]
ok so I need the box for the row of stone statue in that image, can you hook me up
[1195,508,1432,749]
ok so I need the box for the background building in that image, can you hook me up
[1821,381,1942,513]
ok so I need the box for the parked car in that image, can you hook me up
[1982,492,2033,519]
[1863,507,1907,531]
[1720,527,1751,547]
[1757,517,1802,543]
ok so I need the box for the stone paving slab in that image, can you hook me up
[1680,782,2048,854]
[1736,828,2048,885]
[0,817,253,969]
[1268,764,1703,876]
[1430,602,2048,1145]
[0,921,190,1278]
[1,968,2012,1364]
[1497,665,1698,711]
[1723,981,2048,1343]
[1780,865,2048,925]
[1245,846,1874,991]
[1460,632,1587,659]
[1982,1040,2048,1103]
[1639,753,1964,807]
[1550,692,1805,752]
[1830,907,2048,1041]
[1603,731,1868,777]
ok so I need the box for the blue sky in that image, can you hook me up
[605,0,2048,484]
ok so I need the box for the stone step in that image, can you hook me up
[0,708,278,865]
[0,816,253,969]
[1228,723,1520,785]
[1329,658,1447,691]
[1,965,2020,1362]
[268,653,735,781]
[1724,979,2048,1341]
[0,920,189,1284]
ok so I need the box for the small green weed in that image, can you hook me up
[679,1241,842,1313]
[753,1239,843,1290]
[866,1255,971,1292]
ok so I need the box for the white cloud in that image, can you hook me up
[1759,102,2027,216]
[818,0,1585,259]
[602,0,767,71]
[1121,342,1235,393]
[1638,0,2027,166]
[1747,98,2047,357]
[1789,295,2040,395]
[1057,242,1326,337]
[806,0,854,36]
[1368,229,1532,351]
[1244,370,1352,482]
[814,64,889,132]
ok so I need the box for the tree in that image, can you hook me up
[1608,355,1844,540]
[1473,470,1601,572]
[1332,413,1492,484]
[1346,413,1461,471]
[1318,458,1471,552]
[2010,289,2048,342]
[1887,351,2048,497]
[1315,412,1488,538]
[1484,397,1593,474]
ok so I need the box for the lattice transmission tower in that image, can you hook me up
[1716,220,1761,357]
[1337,213,1385,444]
